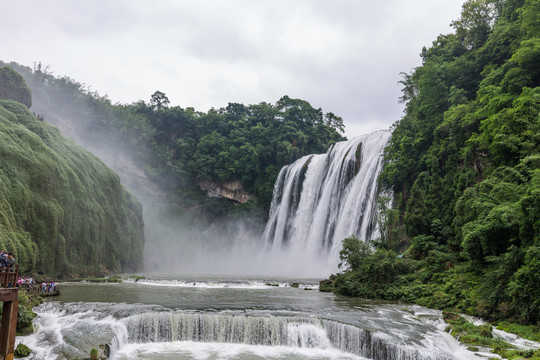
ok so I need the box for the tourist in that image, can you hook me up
[0,250,7,267]
[6,253,15,268]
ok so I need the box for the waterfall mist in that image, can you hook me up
[26,76,390,277]
[142,130,390,278]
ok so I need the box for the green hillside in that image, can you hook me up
[0,86,144,277]
[330,0,540,325]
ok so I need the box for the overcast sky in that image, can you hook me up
[2,0,465,138]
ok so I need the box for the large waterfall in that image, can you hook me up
[263,130,391,272]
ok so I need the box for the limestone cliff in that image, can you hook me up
[198,180,256,203]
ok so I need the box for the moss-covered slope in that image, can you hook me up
[0,99,144,277]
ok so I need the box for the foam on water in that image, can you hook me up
[113,341,367,360]
[124,277,317,290]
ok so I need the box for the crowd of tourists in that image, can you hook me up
[18,276,34,286]
[18,277,59,295]
[40,281,57,294]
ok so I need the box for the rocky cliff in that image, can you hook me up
[198,180,256,203]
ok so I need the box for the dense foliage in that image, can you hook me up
[0,90,144,277]
[2,60,345,213]
[120,94,346,207]
[331,0,540,325]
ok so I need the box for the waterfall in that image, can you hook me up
[263,130,391,271]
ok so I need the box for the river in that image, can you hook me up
[15,273,508,360]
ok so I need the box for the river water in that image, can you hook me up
[15,274,506,360]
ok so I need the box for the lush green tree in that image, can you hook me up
[149,90,170,110]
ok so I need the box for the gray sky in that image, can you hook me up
[2,0,464,138]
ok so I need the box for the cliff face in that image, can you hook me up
[0,100,144,277]
[197,180,256,203]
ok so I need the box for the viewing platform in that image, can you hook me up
[0,266,19,360]
[0,266,18,301]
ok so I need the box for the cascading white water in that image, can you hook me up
[263,130,391,272]
[21,301,463,360]
[123,312,450,360]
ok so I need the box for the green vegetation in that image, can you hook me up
[90,348,98,360]
[496,321,540,342]
[326,0,540,327]
[0,94,144,277]
[14,343,31,358]
[443,311,540,360]
[0,66,31,108]
[16,289,42,334]
[443,311,540,359]
[128,275,146,282]
[3,60,345,217]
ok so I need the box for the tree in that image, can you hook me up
[324,112,345,133]
[451,0,501,49]
[338,236,372,271]
[149,91,170,110]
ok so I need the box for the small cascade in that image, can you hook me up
[19,300,509,360]
[121,312,453,360]
[323,320,441,360]
[263,130,391,271]
[123,313,330,348]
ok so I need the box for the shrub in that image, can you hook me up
[14,343,31,358]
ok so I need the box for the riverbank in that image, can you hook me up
[320,257,540,359]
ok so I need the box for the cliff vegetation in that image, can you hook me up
[0,68,144,277]
[329,0,540,327]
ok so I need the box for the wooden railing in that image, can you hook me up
[0,266,18,288]
[0,265,19,360]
